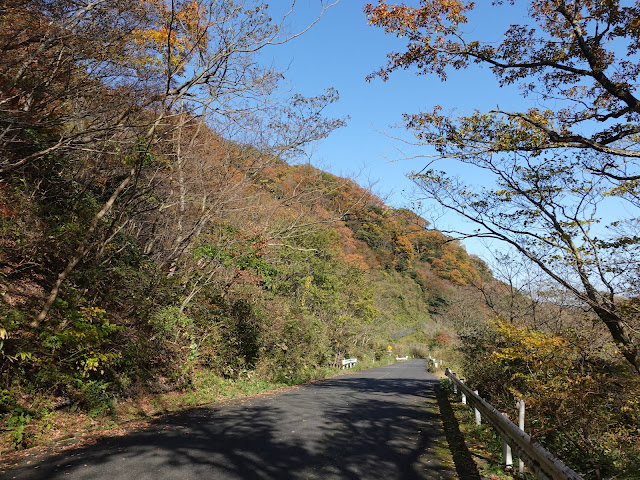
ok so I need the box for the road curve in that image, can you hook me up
[3,359,455,479]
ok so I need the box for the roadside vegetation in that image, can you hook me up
[3,2,639,479]
[0,0,490,454]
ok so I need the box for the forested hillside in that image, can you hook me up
[0,0,491,452]
[5,2,638,478]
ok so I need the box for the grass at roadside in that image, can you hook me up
[436,377,536,480]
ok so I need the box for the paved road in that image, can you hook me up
[3,360,455,479]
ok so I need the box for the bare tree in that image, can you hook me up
[413,151,640,374]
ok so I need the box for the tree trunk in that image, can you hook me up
[595,306,640,375]
[32,168,135,327]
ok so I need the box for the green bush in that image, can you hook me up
[7,411,33,450]
[77,380,114,417]
[0,389,15,413]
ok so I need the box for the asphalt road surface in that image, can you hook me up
[3,359,456,479]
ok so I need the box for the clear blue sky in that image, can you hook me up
[263,0,529,258]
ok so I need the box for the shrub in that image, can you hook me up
[464,320,640,479]
[77,380,114,417]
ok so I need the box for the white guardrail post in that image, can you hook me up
[445,370,584,480]
[501,412,513,469]
[517,399,525,474]
[473,390,482,425]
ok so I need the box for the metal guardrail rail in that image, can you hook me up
[445,369,584,480]
[341,358,357,368]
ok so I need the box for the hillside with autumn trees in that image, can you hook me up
[4,2,639,478]
[1,131,490,450]
[0,0,496,453]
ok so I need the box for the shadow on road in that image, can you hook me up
[436,383,482,480]
[3,363,457,479]
[306,375,452,479]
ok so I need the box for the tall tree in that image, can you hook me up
[366,0,640,373]
[414,151,640,374]
[365,0,640,178]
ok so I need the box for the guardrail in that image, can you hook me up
[341,358,357,369]
[445,369,584,480]
[395,356,409,361]
[428,355,443,369]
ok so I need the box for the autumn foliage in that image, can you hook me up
[0,0,490,453]
[464,320,640,479]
